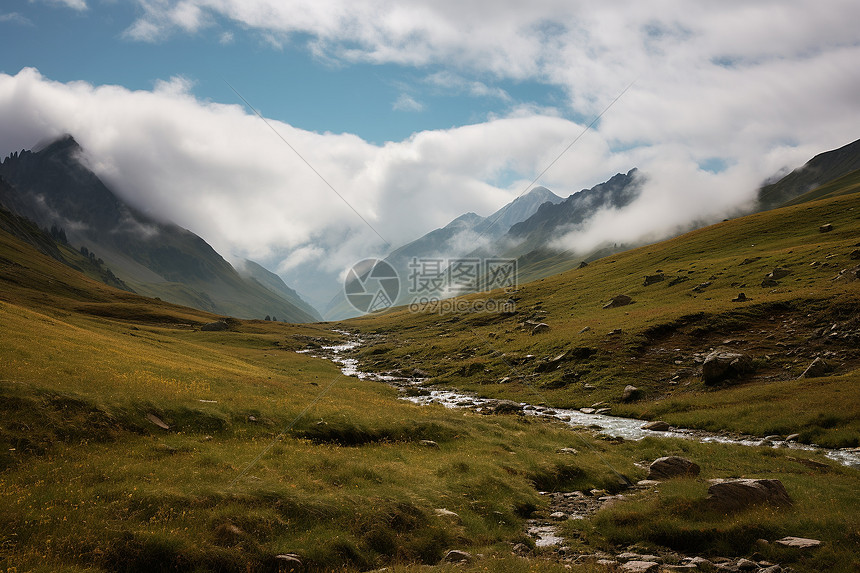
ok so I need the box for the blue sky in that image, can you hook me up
[2,1,860,307]
[1,1,567,145]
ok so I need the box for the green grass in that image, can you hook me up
[341,192,860,448]
[2,186,860,571]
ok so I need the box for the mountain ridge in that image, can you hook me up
[0,135,321,322]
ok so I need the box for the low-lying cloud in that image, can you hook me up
[2,1,860,307]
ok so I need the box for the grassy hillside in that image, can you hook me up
[2,186,859,572]
[341,192,860,449]
[0,227,655,572]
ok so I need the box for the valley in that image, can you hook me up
[1,163,859,571]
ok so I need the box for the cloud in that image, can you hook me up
[3,1,860,305]
[41,0,88,11]
[392,93,424,112]
[0,12,34,26]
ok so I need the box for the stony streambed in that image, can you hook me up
[309,336,860,469]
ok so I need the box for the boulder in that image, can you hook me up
[643,273,665,286]
[702,350,754,385]
[434,508,461,523]
[774,536,821,548]
[819,223,833,233]
[578,261,589,269]
[707,479,792,512]
[799,356,830,379]
[604,294,633,309]
[442,550,473,563]
[641,420,671,432]
[201,320,230,332]
[274,554,303,571]
[692,281,712,293]
[731,292,748,302]
[531,322,550,335]
[736,558,758,571]
[579,407,596,414]
[647,456,700,480]
[622,385,641,402]
[489,400,524,415]
[550,511,567,520]
[767,267,791,280]
[621,561,659,572]
[761,278,779,287]
[419,439,440,449]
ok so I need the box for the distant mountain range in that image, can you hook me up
[3,133,857,324]
[0,135,321,322]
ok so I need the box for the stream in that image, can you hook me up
[305,336,860,470]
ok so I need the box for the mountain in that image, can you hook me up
[758,137,860,209]
[322,186,565,320]
[0,135,319,322]
[238,259,322,321]
[506,169,642,254]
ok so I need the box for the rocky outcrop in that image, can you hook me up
[707,479,792,512]
[647,456,700,480]
[604,294,633,309]
[799,357,830,379]
[702,350,754,385]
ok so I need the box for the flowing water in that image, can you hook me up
[305,336,860,470]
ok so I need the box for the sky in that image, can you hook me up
[1,0,860,308]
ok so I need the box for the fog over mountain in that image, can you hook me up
[2,2,859,307]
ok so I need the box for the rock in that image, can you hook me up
[434,508,461,522]
[412,368,430,378]
[604,294,633,309]
[550,511,567,520]
[511,542,531,556]
[621,561,659,572]
[785,433,800,442]
[579,326,591,333]
[759,566,782,573]
[442,549,473,563]
[419,440,440,449]
[558,447,579,455]
[622,385,641,402]
[702,350,754,385]
[668,275,690,286]
[595,408,611,415]
[687,557,712,567]
[707,479,792,512]
[643,273,665,286]
[768,267,791,280]
[819,223,833,233]
[799,356,830,378]
[146,413,170,430]
[736,558,758,570]
[607,328,623,336]
[732,292,748,302]
[616,552,641,561]
[489,400,524,415]
[579,407,596,414]
[774,536,821,548]
[851,249,860,260]
[647,456,700,480]
[761,278,779,287]
[692,281,712,293]
[578,261,589,268]
[201,320,229,332]
[641,420,671,432]
[531,322,550,334]
[274,553,303,571]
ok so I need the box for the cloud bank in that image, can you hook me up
[2,1,860,306]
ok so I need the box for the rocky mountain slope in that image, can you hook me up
[0,135,320,322]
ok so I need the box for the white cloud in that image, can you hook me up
[41,0,88,11]
[4,1,860,305]
[392,93,424,112]
[0,12,34,25]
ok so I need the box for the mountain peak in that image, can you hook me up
[33,133,81,156]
